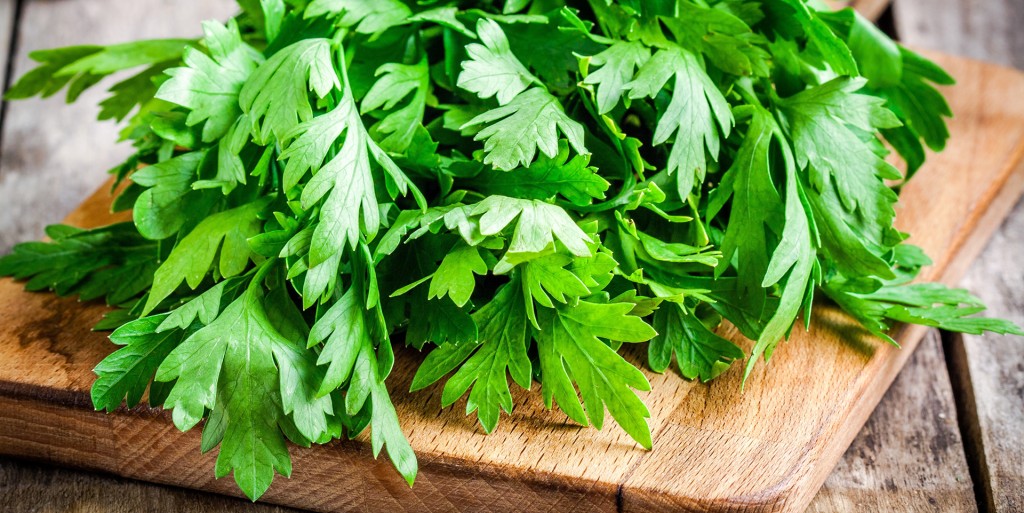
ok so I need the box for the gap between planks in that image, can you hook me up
[896,0,1024,511]
[0,0,23,170]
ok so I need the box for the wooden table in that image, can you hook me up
[0,1,1020,511]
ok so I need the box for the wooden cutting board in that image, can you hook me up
[0,52,1022,513]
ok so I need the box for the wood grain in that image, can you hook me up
[0,52,1021,513]
[0,458,300,513]
[806,331,978,513]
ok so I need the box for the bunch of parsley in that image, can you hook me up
[1,0,1020,500]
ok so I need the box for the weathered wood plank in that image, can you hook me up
[807,331,978,513]
[896,1,1024,511]
[0,457,300,513]
[0,0,17,107]
[893,0,1024,70]
[825,0,891,21]
[948,212,1024,513]
[0,0,237,252]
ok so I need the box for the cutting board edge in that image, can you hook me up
[0,382,623,513]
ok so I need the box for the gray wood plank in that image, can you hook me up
[0,457,300,513]
[949,211,1024,513]
[896,1,1024,511]
[893,0,1024,69]
[0,0,17,101]
[807,331,978,513]
[0,0,237,252]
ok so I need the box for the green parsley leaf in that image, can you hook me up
[458,18,539,105]
[240,38,340,144]
[144,198,270,314]
[305,0,412,35]
[649,302,743,382]
[411,280,530,433]
[429,244,488,307]
[464,140,610,206]
[625,47,732,197]
[361,58,431,152]
[463,87,587,171]
[92,314,183,412]
[157,20,263,142]
[583,41,650,115]
[534,300,657,448]
[156,281,330,500]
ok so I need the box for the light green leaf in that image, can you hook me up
[429,245,487,307]
[240,38,340,144]
[625,47,732,197]
[472,196,592,257]
[362,58,430,152]
[308,287,369,395]
[583,41,649,115]
[92,314,182,412]
[649,303,743,382]
[144,199,270,315]
[156,284,332,500]
[463,87,587,171]
[465,140,609,206]
[131,152,204,240]
[156,20,263,142]
[306,0,412,35]
[57,39,193,76]
[534,300,655,448]
[410,282,530,433]
[457,18,538,105]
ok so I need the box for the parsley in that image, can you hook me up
[2,0,1020,499]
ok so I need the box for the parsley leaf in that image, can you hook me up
[305,0,412,35]
[649,302,743,382]
[463,87,588,171]
[157,20,263,142]
[308,287,418,484]
[156,280,330,500]
[0,223,156,305]
[535,300,657,448]
[429,244,488,307]
[625,47,732,197]
[583,41,650,115]
[92,314,183,412]
[144,198,270,314]
[361,58,431,152]
[240,38,340,144]
[464,141,609,206]
[410,280,530,433]
[458,18,539,105]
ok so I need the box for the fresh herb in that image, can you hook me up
[2,0,1020,500]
